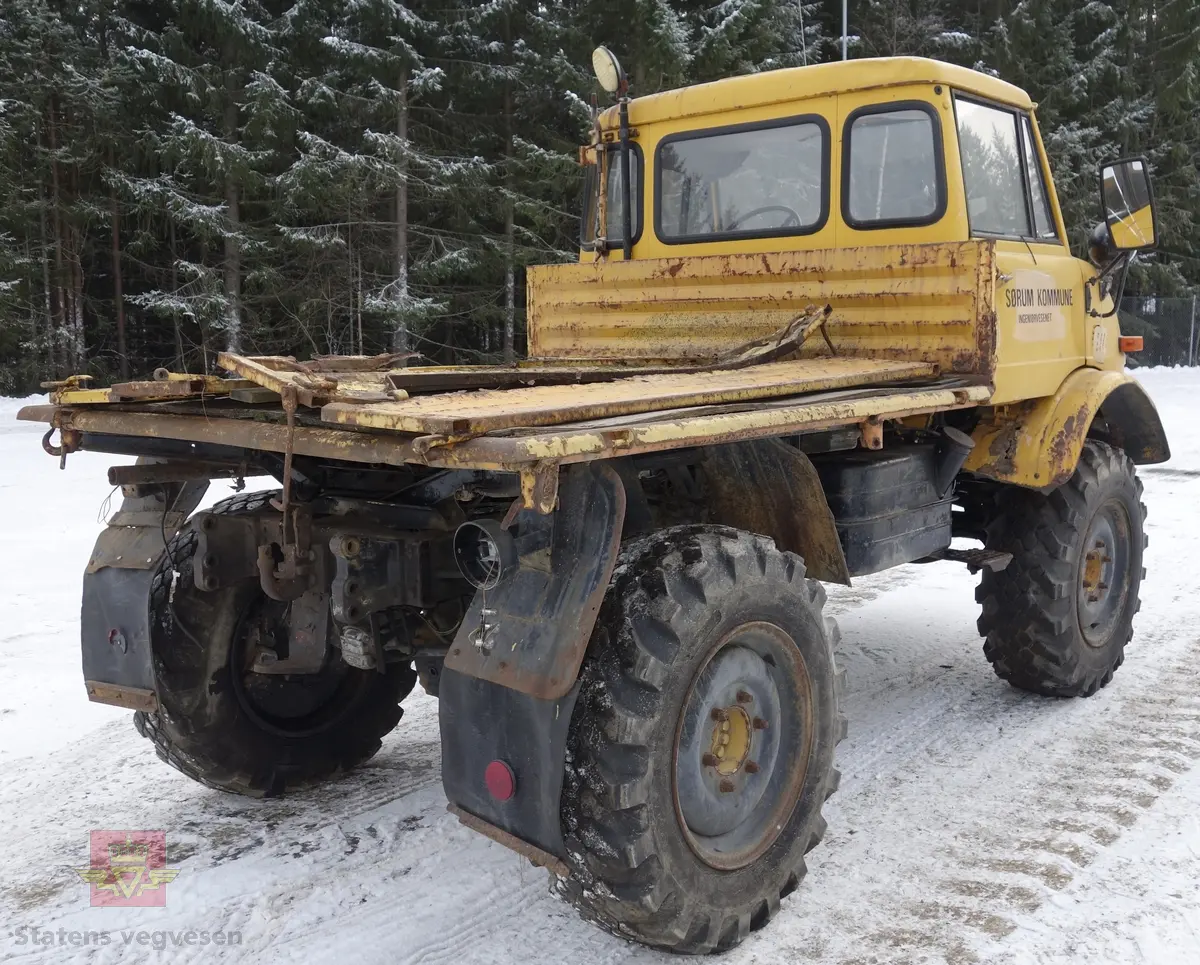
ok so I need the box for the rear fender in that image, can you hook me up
[965,369,1170,491]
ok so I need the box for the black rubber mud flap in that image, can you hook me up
[442,461,626,700]
[438,461,623,859]
[81,476,209,704]
[439,669,581,858]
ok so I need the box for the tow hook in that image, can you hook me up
[42,425,82,469]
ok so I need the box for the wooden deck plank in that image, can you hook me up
[322,357,938,435]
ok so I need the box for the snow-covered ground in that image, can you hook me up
[1,371,1199,965]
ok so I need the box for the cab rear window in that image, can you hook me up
[655,116,829,244]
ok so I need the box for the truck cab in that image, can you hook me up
[571,56,1149,408]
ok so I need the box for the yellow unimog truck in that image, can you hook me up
[20,55,1169,952]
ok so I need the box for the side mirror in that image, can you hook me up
[1100,157,1157,250]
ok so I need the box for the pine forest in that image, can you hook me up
[0,0,1197,392]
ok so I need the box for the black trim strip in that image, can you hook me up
[1019,114,1063,244]
[653,113,831,245]
[841,100,947,230]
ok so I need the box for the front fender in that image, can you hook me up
[965,368,1170,491]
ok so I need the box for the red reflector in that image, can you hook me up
[484,760,515,801]
[1119,335,1143,353]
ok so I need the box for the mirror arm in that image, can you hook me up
[1086,251,1134,318]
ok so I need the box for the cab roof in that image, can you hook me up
[609,57,1033,128]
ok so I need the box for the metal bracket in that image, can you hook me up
[252,589,331,674]
[928,547,1013,574]
[519,462,559,514]
[445,462,625,699]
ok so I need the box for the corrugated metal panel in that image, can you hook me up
[528,241,995,375]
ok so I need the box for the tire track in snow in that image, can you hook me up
[775,473,1200,965]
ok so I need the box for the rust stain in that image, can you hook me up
[983,422,1019,476]
[1047,403,1091,485]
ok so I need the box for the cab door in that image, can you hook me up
[953,96,1088,404]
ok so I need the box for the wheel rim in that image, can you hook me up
[673,622,812,871]
[230,596,371,739]
[1077,497,1134,648]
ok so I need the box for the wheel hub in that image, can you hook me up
[1077,499,1132,647]
[708,702,752,776]
[673,623,811,870]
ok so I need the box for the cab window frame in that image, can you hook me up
[652,113,831,246]
[840,100,948,231]
[580,141,645,250]
[952,92,1064,246]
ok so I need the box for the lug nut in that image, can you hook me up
[736,690,753,704]
[753,717,769,730]
[702,753,719,767]
[711,708,728,723]
[744,761,760,774]
[719,779,735,793]
[1102,555,1112,563]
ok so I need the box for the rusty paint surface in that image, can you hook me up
[417,384,994,470]
[30,383,991,474]
[40,407,422,467]
[965,370,1169,490]
[447,804,569,877]
[528,241,996,376]
[53,376,256,406]
[217,353,416,406]
[321,357,938,436]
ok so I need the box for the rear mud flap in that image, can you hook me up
[439,669,581,860]
[81,475,209,709]
[439,461,624,859]
[443,461,626,700]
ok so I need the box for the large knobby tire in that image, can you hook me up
[133,490,417,797]
[977,441,1147,697]
[558,525,845,953]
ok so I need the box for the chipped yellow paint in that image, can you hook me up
[321,358,938,435]
[52,388,119,405]
[52,376,253,405]
[965,369,1166,489]
[414,384,993,470]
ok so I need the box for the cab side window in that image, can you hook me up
[956,98,1029,237]
[844,103,945,227]
[1020,116,1058,240]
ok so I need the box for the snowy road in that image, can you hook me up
[2,369,1199,965]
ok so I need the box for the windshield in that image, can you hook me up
[657,119,827,242]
